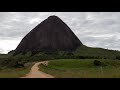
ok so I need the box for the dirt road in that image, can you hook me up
[21,61,54,78]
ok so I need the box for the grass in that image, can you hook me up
[39,59,120,78]
[74,45,120,59]
[0,63,34,78]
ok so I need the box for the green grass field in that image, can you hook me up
[0,63,33,78]
[39,59,120,78]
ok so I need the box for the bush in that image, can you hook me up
[93,60,102,66]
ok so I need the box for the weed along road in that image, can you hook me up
[21,61,54,78]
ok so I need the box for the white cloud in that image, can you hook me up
[0,12,120,53]
[29,18,42,24]
[0,39,21,54]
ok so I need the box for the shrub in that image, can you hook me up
[93,60,102,66]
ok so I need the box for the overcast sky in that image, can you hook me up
[0,12,120,54]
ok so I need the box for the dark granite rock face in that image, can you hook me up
[15,15,83,54]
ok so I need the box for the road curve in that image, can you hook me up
[21,61,54,78]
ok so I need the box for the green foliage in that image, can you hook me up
[1,45,120,68]
[39,59,120,78]
[74,45,120,60]
[93,60,102,66]
[0,64,33,78]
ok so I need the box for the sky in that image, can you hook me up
[0,12,120,54]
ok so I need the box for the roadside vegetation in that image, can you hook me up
[0,45,120,78]
[39,59,120,78]
[1,45,120,68]
[0,65,32,78]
